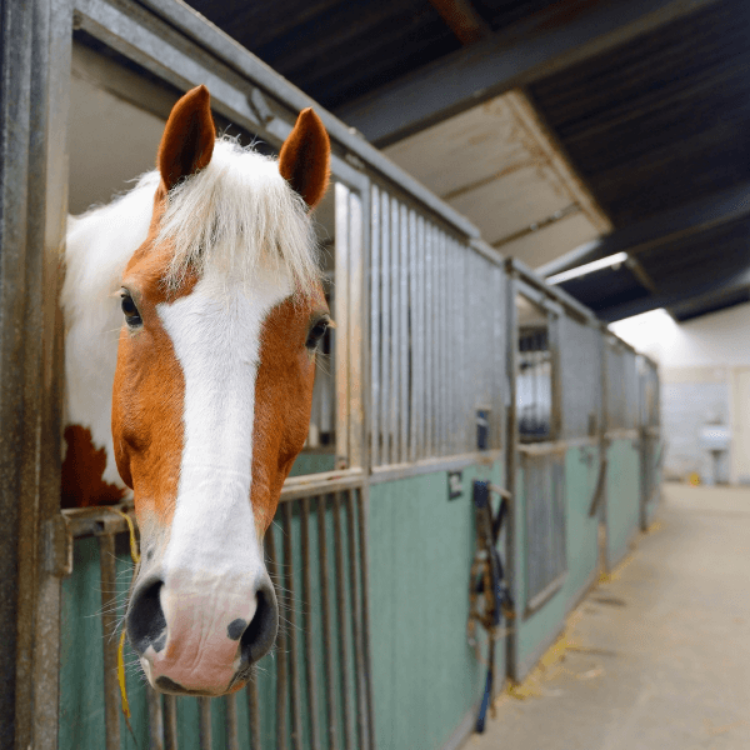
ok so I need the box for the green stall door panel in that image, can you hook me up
[606,438,641,569]
[515,447,601,678]
[368,462,505,750]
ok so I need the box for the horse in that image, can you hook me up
[59,85,331,696]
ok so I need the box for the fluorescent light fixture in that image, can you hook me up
[546,252,629,285]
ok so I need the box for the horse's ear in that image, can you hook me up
[278,108,330,210]
[158,85,216,192]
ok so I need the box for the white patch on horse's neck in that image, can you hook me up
[157,263,292,580]
[62,172,160,488]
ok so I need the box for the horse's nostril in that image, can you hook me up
[127,579,167,655]
[240,586,278,664]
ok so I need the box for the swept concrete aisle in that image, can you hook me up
[464,483,750,750]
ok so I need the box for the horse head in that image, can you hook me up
[111,86,330,696]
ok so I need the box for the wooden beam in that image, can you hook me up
[427,0,491,45]
[336,0,720,146]
[538,181,750,279]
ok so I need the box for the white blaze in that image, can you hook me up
[153,264,291,690]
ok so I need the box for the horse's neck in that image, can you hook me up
[62,174,158,497]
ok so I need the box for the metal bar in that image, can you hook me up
[225,693,240,750]
[345,491,369,750]
[417,215,427,461]
[380,189,391,468]
[147,688,164,750]
[408,208,419,463]
[1,1,71,747]
[198,697,212,750]
[370,186,381,468]
[504,270,521,681]
[246,669,261,750]
[266,527,287,749]
[438,231,447,456]
[390,196,400,465]
[370,450,505,484]
[356,487,376,750]
[99,534,122,750]
[317,495,338,750]
[424,223,434,459]
[399,203,409,463]
[164,695,178,750]
[348,190,365,470]
[282,502,303,750]
[335,182,351,468]
[333,493,354,749]
[301,498,321,750]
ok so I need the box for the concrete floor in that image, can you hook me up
[464,483,750,750]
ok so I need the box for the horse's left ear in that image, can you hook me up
[158,85,216,192]
[278,108,331,210]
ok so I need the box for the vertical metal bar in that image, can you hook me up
[345,491,369,750]
[424,223,434,459]
[267,527,288,749]
[164,695,178,750]
[335,182,351,468]
[380,190,391,468]
[301,498,321,750]
[333,493,354,749]
[505,269,520,681]
[441,232,449,457]
[198,698,212,750]
[356,487,376,750]
[225,694,240,750]
[3,2,72,748]
[399,203,409,463]
[99,533,122,750]
[408,209,419,463]
[317,495,338,750]
[417,216,426,461]
[370,187,381,468]
[282,502,303,750]
[147,688,164,750]
[348,190,365,470]
[246,669,261,750]
[390,197,400,464]
[449,240,456,455]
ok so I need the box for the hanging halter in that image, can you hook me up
[467,480,514,733]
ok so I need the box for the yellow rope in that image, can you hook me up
[109,507,140,729]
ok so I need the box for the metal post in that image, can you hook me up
[99,534,122,750]
[0,0,71,747]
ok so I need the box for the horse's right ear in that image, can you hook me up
[158,85,216,192]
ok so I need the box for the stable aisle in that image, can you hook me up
[465,483,750,750]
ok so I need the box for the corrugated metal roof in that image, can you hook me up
[529,0,750,227]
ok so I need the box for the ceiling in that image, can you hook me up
[181,0,750,323]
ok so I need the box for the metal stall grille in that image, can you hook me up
[368,184,504,468]
[60,488,374,750]
[559,316,602,439]
[605,338,639,432]
[522,451,567,612]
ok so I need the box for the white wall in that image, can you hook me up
[611,304,750,484]
[610,304,750,368]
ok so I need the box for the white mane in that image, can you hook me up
[160,137,319,292]
[62,138,319,488]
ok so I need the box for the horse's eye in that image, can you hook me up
[121,290,142,328]
[306,317,329,349]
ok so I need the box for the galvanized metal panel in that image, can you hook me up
[559,315,602,439]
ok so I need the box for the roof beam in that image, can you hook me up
[537,181,750,279]
[427,0,491,45]
[596,267,750,322]
[336,0,720,146]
